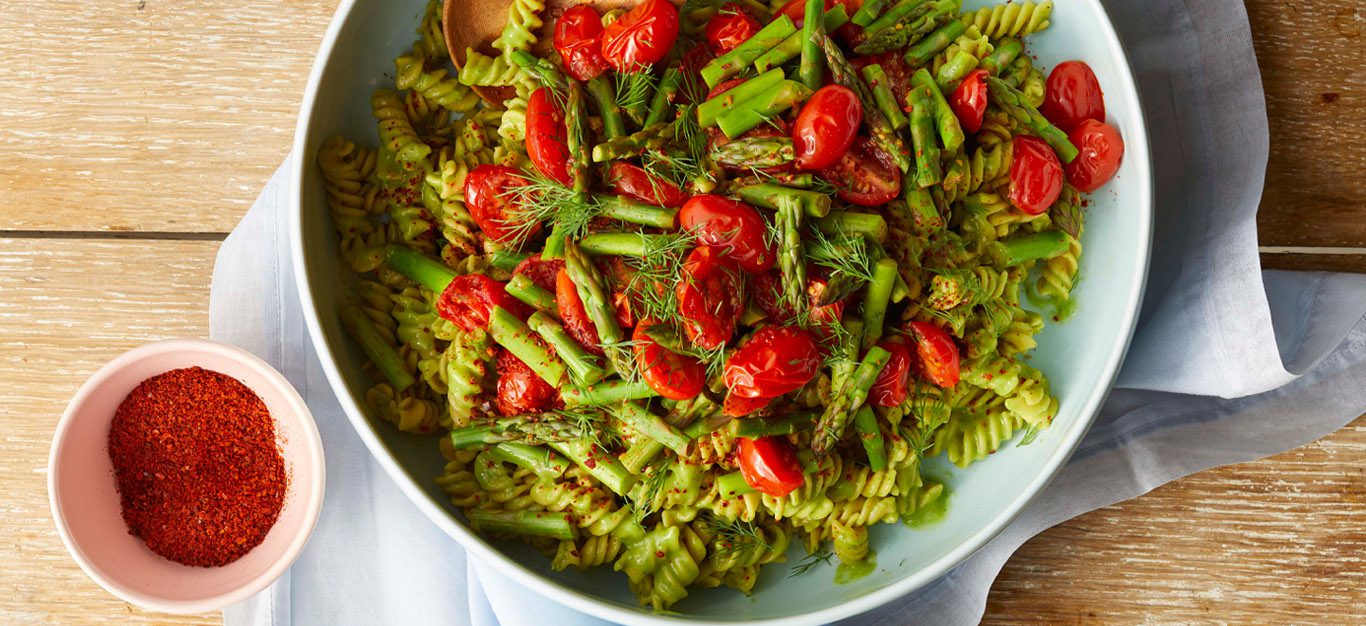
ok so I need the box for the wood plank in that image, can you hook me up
[1248,0,1366,248]
[0,0,336,234]
[0,238,218,624]
[985,413,1366,624]
[1262,252,1366,273]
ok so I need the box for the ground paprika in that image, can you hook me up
[107,366,286,567]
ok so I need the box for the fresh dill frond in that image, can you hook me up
[787,544,834,577]
[553,408,619,450]
[503,170,599,248]
[807,228,876,284]
[703,515,774,559]
[622,230,697,322]
[628,458,675,522]
[615,70,655,117]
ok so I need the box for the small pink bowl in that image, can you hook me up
[48,338,325,614]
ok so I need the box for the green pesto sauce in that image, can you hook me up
[907,483,951,528]
[1051,296,1078,322]
[834,550,877,584]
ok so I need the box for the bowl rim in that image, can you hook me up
[289,0,1153,621]
[47,338,327,615]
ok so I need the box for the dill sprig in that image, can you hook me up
[807,228,876,284]
[787,544,834,577]
[703,515,774,559]
[503,170,599,248]
[622,230,697,322]
[628,457,675,522]
[555,408,620,451]
[616,70,655,118]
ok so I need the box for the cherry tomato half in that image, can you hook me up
[723,393,772,417]
[525,88,573,186]
[723,325,822,403]
[752,272,846,329]
[819,136,902,206]
[464,164,538,245]
[704,3,761,55]
[513,254,565,292]
[607,162,690,208]
[1040,60,1105,133]
[908,321,960,388]
[553,5,610,82]
[1065,119,1124,193]
[949,69,989,134]
[555,269,604,355]
[601,0,680,71]
[1008,135,1064,215]
[736,437,805,497]
[676,246,743,350]
[437,274,531,332]
[679,195,776,273]
[870,339,912,407]
[495,348,561,416]
[633,323,706,401]
[792,85,863,171]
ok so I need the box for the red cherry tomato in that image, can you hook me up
[513,254,565,292]
[736,437,805,497]
[633,323,706,401]
[723,325,822,404]
[723,393,772,417]
[792,85,863,171]
[870,340,912,407]
[704,3,761,54]
[464,164,537,245]
[908,321,960,388]
[607,162,690,208]
[525,88,573,186]
[601,0,679,71]
[1064,119,1124,193]
[679,195,776,273]
[1008,135,1064,215]
[949,68,989,134]
[819,136,902,206]
[1040,60,1105,132]
[676,246,743,350]
[437,274,531,332]
[554,269,604,355]
[495,348,561,416]
[553,5,610,82]
[752,272,845,328]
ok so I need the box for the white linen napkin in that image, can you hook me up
[217,1,1366,623]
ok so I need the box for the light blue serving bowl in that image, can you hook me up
[291,1,1152,622]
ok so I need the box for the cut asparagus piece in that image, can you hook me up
[735,182,832,217]
[610,402,691,455]
[799,0,826,90]
[586,75,628,139]
[852,405,887,472]
[753,6,851,73]
[701,16,799,88]
[697,69,786,128]
[340,306,416,391]
[468,510,575,541]
[821,35,911,172]
[488,305,567,387]
[812,345,892,456]
[527,311,605,386]
[861,64,909,130]
[986,76,1080,162]
[911,68,965,153]
[562,378,658,406]
[716,80,813,139]
[448,410,603,449]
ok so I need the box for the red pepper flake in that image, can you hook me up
[107,367,287,567]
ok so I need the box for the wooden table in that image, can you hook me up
[0,1,1360,623]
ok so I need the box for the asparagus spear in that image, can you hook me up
[578,232,676,257]
[860,258,899,349]
[856,0,951,55]
[487,249,531,272]
[509,50,569,92]
[643,68,683,127]
[562,379,658,406]
[862,0,931,34]
[865,239,912,302]
[527,311,605,386]
[851,0,889,26]
[385,244,455,292]
[563,241,633,376]
[936,50,978,88]
[716,471,757,497]
[709,136,797,168]
[820,35,911,173]
[618,71,655,128]
[812,345,892,456]
[860,64,909,131]
[775,197,807,314]
[592,194,679,229]
[697,69,786,128]
[701,16,799,88]
[903,18,966,66]
[565,82,590,193]
[753,5,850,73]
[735,182,832,217]
[799,0,826,90]
[987,230,1071,266]
[621,393,722,473]
[908,86,943,187]
[448,410,604,449]
[716,80,813,139]
[734,412,816,437]
[468,510,575,541]
[815,211,889,242]
[488,305,567,387]
[610,402,691,455]
[980,38,1023,76]
[903,183,944,234]
[340,306,416,391]
[852,405,887,472]
[591,122,674,162]
[586,75,628,139]
[911,68,964,153]
[490,442,569,480]
[505,274,558,315]
[550,440,636,495]
[985,76,1080,162]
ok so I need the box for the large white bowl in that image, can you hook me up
[291,1,1151,622]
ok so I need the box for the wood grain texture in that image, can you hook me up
[0,0,335,234]
[1249,0,1366,247]
[1262,252,1366,273]
[0,239,218,624]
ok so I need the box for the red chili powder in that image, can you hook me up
[107,366,287,567]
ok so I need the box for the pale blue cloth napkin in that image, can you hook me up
[216,0,1366,623]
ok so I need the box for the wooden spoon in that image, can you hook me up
[442,0,639,105]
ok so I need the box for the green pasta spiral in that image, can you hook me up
[961,1,1053,40]
[830,520,869,564]
[395,53,482,114]
[492,0,546,54]
[371,88,431,171]
[441,327,492,427]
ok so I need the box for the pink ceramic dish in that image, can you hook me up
[47,338,325,614]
